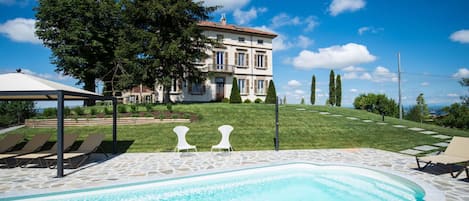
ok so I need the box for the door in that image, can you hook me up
[215,77,225,101]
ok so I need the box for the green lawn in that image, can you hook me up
[5,103,469,153]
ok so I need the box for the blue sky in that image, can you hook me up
[1,0,468,107]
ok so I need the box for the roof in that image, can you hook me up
[198,21,277,38]
[0,73,102,100]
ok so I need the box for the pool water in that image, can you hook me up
[8,163,431,201]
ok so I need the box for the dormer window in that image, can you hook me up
[257,39,263,45]
[238,37,245,42]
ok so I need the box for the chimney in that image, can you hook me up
[220,13,226,25]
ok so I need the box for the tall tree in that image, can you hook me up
[35,0,122,105]
[230,77,242,103]
[283,95,287,104]
[328,70,335,106]
[310,75,316,105]
[265,80,277,104]
[460,78,469,105]
[122,0,217,103]
[335,75,341,107]
[0,101,35,127]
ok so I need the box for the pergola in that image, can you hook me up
[0,72,117,178]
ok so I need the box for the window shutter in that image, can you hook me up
[264,55,268,68]
[254,80,257,94]
[224,52,228,67]
[188,82,192,93]
[245,53,249,66]
[246,79,250,94]
[254,54,258,67]
[235,52,238,66]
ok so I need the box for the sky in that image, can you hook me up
[0,0,468,108]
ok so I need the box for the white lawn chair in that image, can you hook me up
[173,126,197,152]
[211,125,234,152]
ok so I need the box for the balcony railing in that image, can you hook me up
[199,64,234,73]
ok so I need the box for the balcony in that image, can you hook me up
[199,64,234,74]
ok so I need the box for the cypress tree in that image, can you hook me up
[336,75,342,107]
[310,75,316,105]
[328,70,335,106]
[229,77,242,103]
[283,95,287,104]
[301,97,305,104]
[265,80,277,104]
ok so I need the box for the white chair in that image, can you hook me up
[173,126,197,152]
[211,125,234,152]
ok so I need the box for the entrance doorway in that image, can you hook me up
[215,77,225,101]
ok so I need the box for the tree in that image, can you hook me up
[35,0,122,106]
[460,78,469,105]
[0,101,35,127]
[310,75,316,105]
[335,75,342,107]
[283,95,287,104]
[122,0,217,103]
[437,103,469,129]
[328,70,335,106]
[353,93,398,117]
[265,80,277,104]
[416,93,429,120]
[300,97,305,104]
[230,77,242,103]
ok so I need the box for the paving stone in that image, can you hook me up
[331,114,343,117]
[319,112,330,115]
[420,131,438,135]
[433,142,449,147]
[431,135,452,139]
[296,108,306,111]
[309,110,318,112]
[392,125,407,128]
[413,145,439,151]
[376,122,388,125]
[408,127,425,131]
[399,149,422,155]
[363,120,373,123]
[346,117,359,120]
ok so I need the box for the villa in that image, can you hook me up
[121,16,277,104]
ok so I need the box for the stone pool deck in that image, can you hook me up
[0,148,468,200]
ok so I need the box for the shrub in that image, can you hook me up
[90,108,98,115]
[73,106,85,116]
[104,107,113,115]
[229,77,242,103]
[222,98,230,103]
[244,99,252,103]
[130,104,138,113]
[145,104,153,112]
[64,106,71,116]
[43,107,57,117]
[118,105,128,113]
[254,98,263,103]
[171,113,179,119]
[265,80,277,104]
[166,103,173,113]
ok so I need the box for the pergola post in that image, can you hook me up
[112,97,117,154]
[56,90,64,178]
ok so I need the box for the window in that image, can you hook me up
[238,79,246,94]
[256,80,265,94]
[189,82,204,95]
[238,37,245,42]
[257,39,263,44]
[171,79,177,92]
[129,95,137,104]
[216,51,225,69]
[255,54,267,68]
[236,52,245,67]
[216,34,224,42]
[144,95,152,103]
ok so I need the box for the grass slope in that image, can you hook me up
[6,103,469,153]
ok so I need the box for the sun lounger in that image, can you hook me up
[416,136,469,178]
[0,134,51,167]
[0,133,24,153]
[15,134,79,167]
[211,125,234,152]
[44,134,106,169]
[173,126,197,152]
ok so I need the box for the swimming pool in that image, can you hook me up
[5,162,444,201]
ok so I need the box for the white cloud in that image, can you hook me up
[233,7,267,25]
[329,0,366,16]
[272,34,293,51]
[0,18,41,44]
[450,29,469,44]
[296,35,313,48]
[343,66,396,82]
[420,82,429,86]
[20,68,71,81]
[349,88,358,93]
[292,43,376,69]
[447,93,459,97]
[294,89,305,95]
[271,13,318,32]
[342,66,365,72]
[316,88,322,92]
[358,26,383,35]
[288,80,302,87]
[452,68,469,78]
[199,0,250,12]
